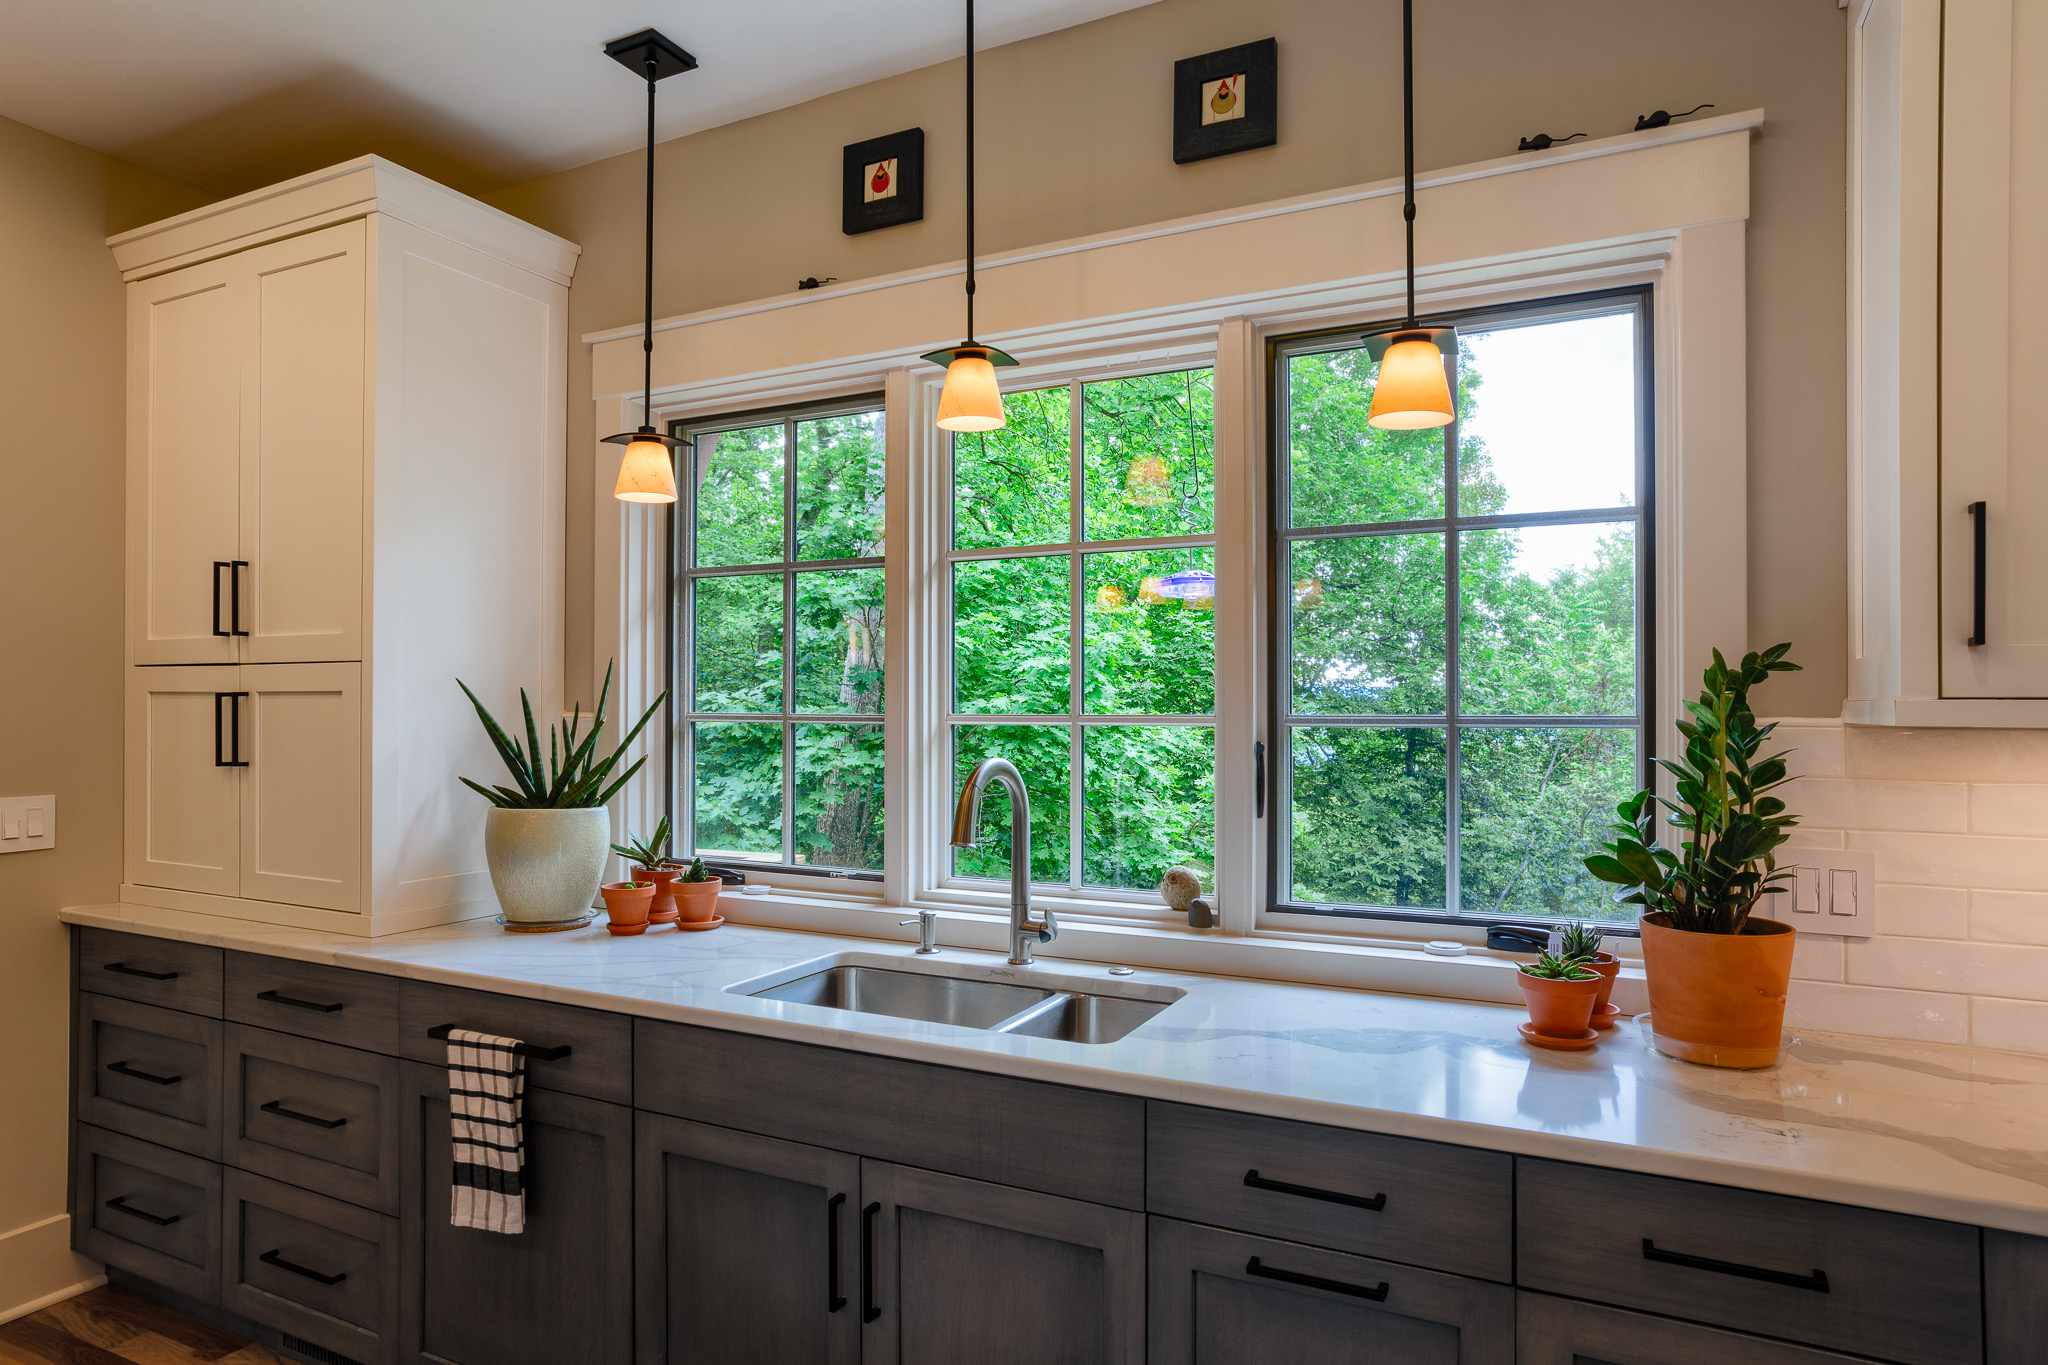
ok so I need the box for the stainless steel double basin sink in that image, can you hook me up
[727,953,1183,1044]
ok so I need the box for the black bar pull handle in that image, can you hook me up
[861,1201,882,1323]
[260,1249,347,1286]
[426,1024,572,1062]
[215,692,250,768]
[105,1196,180,1227]
[258,989,344,1014]
[1642,1239,1829,1293]
[229,560,250,637]
[1244,1168,1387,1212]
[103,961,178,982]
[261,1099,347,1131]
[107,1060,182,1086]
[827,1193,848,1312]
[1255,740,1267,819]
[215,692,231,768]
[213,561,233,638]
[1244,1256,1389,1301]
[1968,500,1987,647]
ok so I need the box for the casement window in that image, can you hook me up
[1270,291,1651,927]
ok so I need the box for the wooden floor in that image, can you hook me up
[0,1285,289,1365]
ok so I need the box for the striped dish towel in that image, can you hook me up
[447,1028,526,1234]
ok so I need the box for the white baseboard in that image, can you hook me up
[0,1213,104,1324]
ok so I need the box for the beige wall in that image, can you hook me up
[0,114,211,1311]
[485,0,1850,715]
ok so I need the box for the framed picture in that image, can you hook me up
[1172,38,1277,165]
[843,127,925,235]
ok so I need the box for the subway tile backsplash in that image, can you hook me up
[1769,720,2048,1054]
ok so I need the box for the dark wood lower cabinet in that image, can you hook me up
[634,1112,860,1365]
[1148,1217,1512,1364]
[396,1061,632,1365]
[1515,1292,1884,1364]
[1987,1228,2048,1365]
[861,1158,1145,1365]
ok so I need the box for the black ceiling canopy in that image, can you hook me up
[603,28,698,81]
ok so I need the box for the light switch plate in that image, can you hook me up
[1773,847,1876,937]
[0,795,55,853]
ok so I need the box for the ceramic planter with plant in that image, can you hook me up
[1558,920,1621,1029]
[598,881,655,935]
[672,856,723,928]
[459,661,665,928]
[1584,644,1801,1069]
[1517,951,1604,1045]
[612,817,681,925]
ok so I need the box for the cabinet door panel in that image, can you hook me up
[242,220,365,664]
[125,666,241,898]
[635,1113,860,1365]
[862,1159,1144,1365]
[1517,1291,1878,1365]
[241,663,360,912]
[1148,1218,1511,1365]
[1987,1228,2048,1365]
[129,265,241,666]
[398,1061,631,1365]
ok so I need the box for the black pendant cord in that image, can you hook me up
[1401,0,1416,329]
[643,58,657,421]
[964,0,977,343]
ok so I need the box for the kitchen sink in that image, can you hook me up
[731,953,1182,1044]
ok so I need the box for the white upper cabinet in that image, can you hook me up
[113,158,576,934]
[1849,0,2048,722]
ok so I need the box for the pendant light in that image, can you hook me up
[922,0,1016,431]
[1362,0,1456,431]
[603,29,698,502]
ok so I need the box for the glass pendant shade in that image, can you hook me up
[1366,334,1456,430]
[613,434,678,503]
[1123,452,1171,506]
[936,353,1006,431]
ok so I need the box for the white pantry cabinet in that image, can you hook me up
[1849,0,2048,722]
[114,157,578,934]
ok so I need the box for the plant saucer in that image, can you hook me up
[673,915,725,932]
[1519,1021,1598,1051]
[1588,1002,1624,1030]
[497,913,595,934]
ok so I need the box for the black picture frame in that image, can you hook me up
[1172,38,1278,165]
[842,128,925,235]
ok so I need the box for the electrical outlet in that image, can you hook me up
[1774,847,1876,936]
[0,795,55,853]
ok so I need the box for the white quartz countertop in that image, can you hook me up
[62,901,2048,1237]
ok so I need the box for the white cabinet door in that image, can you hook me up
[240,221,366,664]
[1941,0,2048,696]
[127,266,242,665]
[125,666,242,896]
[240,663,361,913]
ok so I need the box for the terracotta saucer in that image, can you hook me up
[604,922,650,937]
[672,915,725,932]
[1588,1002,1624,1030]
[1519,1021,1598,1050]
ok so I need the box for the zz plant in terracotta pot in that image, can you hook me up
[1584,643,1802,1068]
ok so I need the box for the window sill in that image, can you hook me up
[717,886,1649,1012]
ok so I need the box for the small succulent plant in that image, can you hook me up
[676,856,713,885]
[1519,950,1601,982]
[610,817,675,870]
[1558,921,1606,962]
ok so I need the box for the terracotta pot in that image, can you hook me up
[598,881,654,936]
[674,878,722,924]
[1583,952,1623,1027]
[636,867,681,924]
[1517,970,1603,1037]
[1639,913,1797,1069]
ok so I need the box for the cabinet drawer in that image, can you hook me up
[76,992,224,1159]
[223,1167,399,1365]
[1517,1291,1879,1365]
[636,1020,1145,1208]
[227,951,398,1053]
[398,980,630,1104]
[225,1024,400,1215]
[74,1124,222,1305]
[1147,1102,1512,1280]
[1149,1217,1514,1364]
[79,927,223,1016]
[1517,1158,1982,1365]
[1987,1229,2048,1365]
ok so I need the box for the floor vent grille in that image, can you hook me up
[280,1334,363,1365]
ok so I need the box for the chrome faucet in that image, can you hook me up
[948,757,1057,965]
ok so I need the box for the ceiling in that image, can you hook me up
[0,0,1158,198]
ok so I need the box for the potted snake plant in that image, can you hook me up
[612,817,682,924]
[1583,644,1802,1068]
[459,661,664,927]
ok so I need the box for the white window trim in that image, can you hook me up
[587,111,1755,999]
